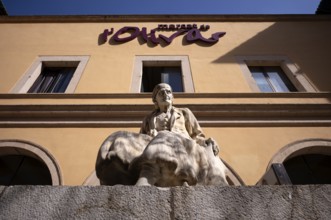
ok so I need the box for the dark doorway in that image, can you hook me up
[284,154,331,184]
[0,155,52,185]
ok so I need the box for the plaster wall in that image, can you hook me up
[0,126,330,185]
[0,20,330,93]
[0,16,330,187]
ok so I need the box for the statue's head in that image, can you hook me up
[152,83,173,109]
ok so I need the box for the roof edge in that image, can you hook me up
[1,14,331,23]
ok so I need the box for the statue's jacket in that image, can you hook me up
[140,107,206,146]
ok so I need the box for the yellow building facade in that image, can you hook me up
[0,15,330,186]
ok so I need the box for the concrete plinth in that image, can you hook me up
[0,185,330,219]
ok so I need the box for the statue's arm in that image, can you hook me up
[183,108,206,146]
[140,113,158,137]
[140,116,149,134]
[183,108,220,155]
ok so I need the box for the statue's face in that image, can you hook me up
[155,85,173,107]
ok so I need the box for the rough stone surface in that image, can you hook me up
[0,185,330,220]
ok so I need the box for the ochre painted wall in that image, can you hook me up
[0,126,330,185]
[0,21,331,93]
[0,17,331,186]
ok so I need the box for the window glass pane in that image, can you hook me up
[249,67,273,92]
[249,66,297,92]
[162,67,183,92]
[27,74,45,93]
[161,73,169,84]
[266,69,290,92]
[49,71,67,93]
[39,69,57,93]
[265,67,297,92]
[28,67,75,93]
[52,68,75,93]
[141,66,183,92]
[141,66,162,92]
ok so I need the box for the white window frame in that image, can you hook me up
[11,56,89,93]
[236,56,317,92]
[131,55,194,92]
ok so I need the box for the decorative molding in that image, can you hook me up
[0,103,330,127]
[1,92,331,99]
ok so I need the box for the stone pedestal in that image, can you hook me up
[0,185,330,219]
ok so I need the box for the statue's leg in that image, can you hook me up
[205,142,228,186]
[135,163,159,186]
[182,181,189,187]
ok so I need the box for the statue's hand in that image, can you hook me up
[206,138,220,156]
[149,129,158,137]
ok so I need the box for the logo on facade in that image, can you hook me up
[100,24,226,46]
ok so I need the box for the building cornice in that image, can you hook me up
[1,92,330,99]
[1,93,330,127]
[0,14,331,23]
[1,103,330,128]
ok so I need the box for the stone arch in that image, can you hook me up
[257,139,331,185]
[267,138,331,171]
[0,140,63,185]
[222,159,245,186]
[83,171,100,186]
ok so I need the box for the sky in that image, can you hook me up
[2,0,321,16]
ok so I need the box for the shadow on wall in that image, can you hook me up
[211,21,331,92]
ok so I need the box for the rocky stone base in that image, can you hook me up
[0,185,330,219]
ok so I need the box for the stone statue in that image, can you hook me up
[96,83,228,187]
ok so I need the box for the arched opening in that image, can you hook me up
[0,154,52,185]
[0,140,63,185]
[258,139,331,185]
[284,154,331,184]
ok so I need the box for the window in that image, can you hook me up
[237,56,316,92]
[28,67,76,93]
[142,65,183,92]
[11,56,89,93]
[248,66,297,92]
[131,56,194,93]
